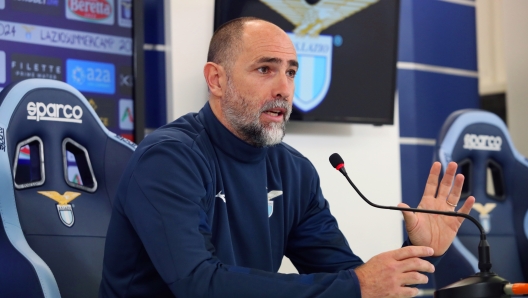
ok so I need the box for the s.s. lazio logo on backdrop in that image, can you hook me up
[261,0,380,112]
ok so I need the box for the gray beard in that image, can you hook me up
[222,79,291,147]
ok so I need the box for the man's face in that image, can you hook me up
[220,22,298,147]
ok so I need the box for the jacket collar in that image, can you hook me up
[199,102,269,163]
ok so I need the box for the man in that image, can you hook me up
[100,17,475,297]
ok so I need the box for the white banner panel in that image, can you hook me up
[0,20,132,56]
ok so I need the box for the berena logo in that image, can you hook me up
[27,102,83,124]
[463,133,502,151]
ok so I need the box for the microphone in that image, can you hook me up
[329,153,528,297]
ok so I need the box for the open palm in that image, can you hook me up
[399,162,475,256]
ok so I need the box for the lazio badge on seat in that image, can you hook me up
[38,191,81,227]
[261,0,380,112]
[472,203,497,234]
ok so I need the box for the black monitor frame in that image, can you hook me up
[133,0,145,142]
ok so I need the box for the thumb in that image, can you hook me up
[398,202,417,228]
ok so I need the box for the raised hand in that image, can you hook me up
[354,246,435,297]
[399,162,475,256]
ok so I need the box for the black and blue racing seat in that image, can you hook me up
[433,109,528,289]
[0,79,136,298]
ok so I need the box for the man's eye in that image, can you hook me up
[258,67,269,74]
[287,70,296,78]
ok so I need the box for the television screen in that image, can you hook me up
[214,0,400,125]
[0,0,144,141]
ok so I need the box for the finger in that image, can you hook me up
[392,246,434,261]
[445,174,464,209]
[422,162,442,198]
[456,196,476,224]
[436,162,458,199]
[399,258,435,274]
[401,271,429,285]
[398,202,417,229]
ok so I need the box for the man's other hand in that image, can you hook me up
[399,161,475,256]
[354,246,435,298]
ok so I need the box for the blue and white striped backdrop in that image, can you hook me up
[398,0,479,209]
[397,0,478,294]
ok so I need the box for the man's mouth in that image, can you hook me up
[264,108,285,117]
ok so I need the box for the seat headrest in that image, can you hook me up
[435,109,528,168]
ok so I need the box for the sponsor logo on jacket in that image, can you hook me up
[267,190,283,217]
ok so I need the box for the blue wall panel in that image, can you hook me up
[397,2,479,292]
[398,69,479,139]
[144,50,167,129]
[144,0,165,45]
[400,144,436,208]
[399,0,477,70]
[143,0,166,130]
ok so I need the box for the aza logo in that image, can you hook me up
[38,191,81,227]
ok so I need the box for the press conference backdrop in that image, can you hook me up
[0,0,143,142]
[214,0,400,125]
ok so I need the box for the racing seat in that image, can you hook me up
[0,79,136,298]
[432,109,528,288]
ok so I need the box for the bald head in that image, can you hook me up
[204,17,298,147]
[207,17,288,73]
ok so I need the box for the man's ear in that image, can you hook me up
[204,62,226,97]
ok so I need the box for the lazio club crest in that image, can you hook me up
[261,0,380,112]
[38,191,81,227]
[472,203,497,234]
[267,190,283,217]
[289,33,333,112]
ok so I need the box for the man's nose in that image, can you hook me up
[272,73,292,100]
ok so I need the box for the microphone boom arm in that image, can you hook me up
[329,153,528,297]
[342,170,486,237]
[330,153,492,274]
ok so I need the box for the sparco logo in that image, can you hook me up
[0,126,5,152]
[463,133,502,151]
[68,0,112,20]
[27,102,83,124]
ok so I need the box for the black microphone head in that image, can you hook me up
[329,153,344,169]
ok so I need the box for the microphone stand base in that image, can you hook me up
[434,273,510,298]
